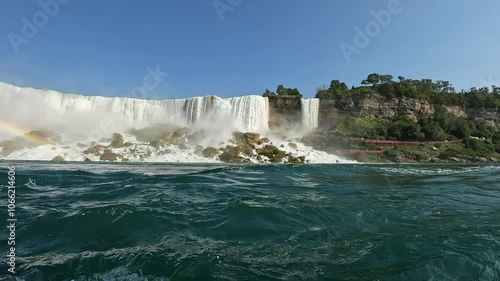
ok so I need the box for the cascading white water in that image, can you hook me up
[0,82,269,138]
[301,98,320,130]
[228,95,269,132]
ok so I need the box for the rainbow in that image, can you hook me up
[0,119,48,146]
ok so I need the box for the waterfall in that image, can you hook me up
[228,95,269,132]
[301,98,320,130]
[0,82,269,138]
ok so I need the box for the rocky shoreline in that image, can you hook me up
[0,128,309,164]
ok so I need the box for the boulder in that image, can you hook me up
[288,142,298,149]
[174,127,191,138]
[474,156,488,162]
[257,138,270,145]
[202,147,219,158]
[84,158,92,162]
[178,144,189,150]
[159,132,175,142]
[100,152,118,161]
[24,131,59,145]
[232,132,245,140]
[256,145,280,158]
[109,133,124,148]
[170,137,187,146]
[0,140,25,156]
[149,140,165,149]
[288,157,305,164]
[158,149,174,155]
[244,132,260,145]
[219,151,248,163]
[490,157,498,162]
[271,151,287,163]
[83,147,98,154]
[52,155,65,161]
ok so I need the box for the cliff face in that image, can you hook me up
[319,95,499,129]
[319,95,433,121]
[268,96,302,129]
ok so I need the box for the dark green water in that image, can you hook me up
[0,162,499,281]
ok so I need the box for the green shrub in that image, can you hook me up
[439,148,462,159]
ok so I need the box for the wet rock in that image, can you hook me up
[77,143,88,148]
[84,158,92,162]
[149,140,165,149]
[109,133,124,148]
[219,151,248,163]
[23,131,59,145]
[256,145,280,158]
[122,158,129,162]
[123,142,133,147]
[202,147,219,158]
[174,127,191,138]
[170,137,187,146]
[99,138,112,143]
[490,157,498,162]
[159,132,175,142]
[243,132,260,145]
[257,138,270,145]
[233,132,245,140]
[243,145,254,156]
[83,147,97,154]
[178,144,189,150]
[100,152,118,161]
[271,151,287,163]
[288,142,298,149]
[474,157,488,162]
[0,140,25,156]
[52,155,65,161]
[158,149,173,156]
[288,157,305,164]
[188,131,206,145]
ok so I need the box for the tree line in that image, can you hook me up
[315,73,500,108]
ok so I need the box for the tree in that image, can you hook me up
[276,84,288,96]
[276,85,303,98]
[492,85,500,96]
[262,89,276,97]
[380,75,394,84]
[366,73,381,86]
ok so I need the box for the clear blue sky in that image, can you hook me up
[1,0,499,99]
